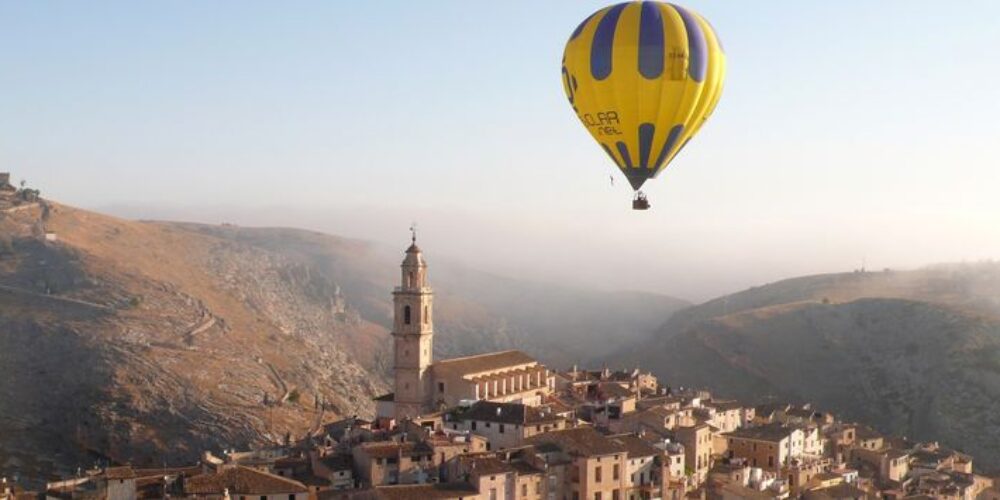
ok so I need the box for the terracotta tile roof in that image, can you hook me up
[432,350,537,378]
[321,454,354,471]
[607,434,660,458]
[703,399,743,412]
[802,482,869,499]
[526,427,628,457]
[104,466,137,480]
[451,401,563,426]
[375,482,479,500]
[463,456,517,476]
[357,441,434,459]
[131,465,202,479]
[854,424,882,441]
[598,383,634,399]
[183,466,308,495]
[725,423,795,443]
[510,461,544,475]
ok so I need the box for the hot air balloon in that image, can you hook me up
[562,1,726,210]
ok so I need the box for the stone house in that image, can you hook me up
[674,423,713,486]
[526,427,631,500]
[724,423,804,472]
[445,401,568,451]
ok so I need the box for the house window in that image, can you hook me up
[404,306,411,325]
[289,496,296,500]
[439,382,445,393]
[472,422,477,430]
[486,422,491,428]
[613,464,619,481]
[612,490,620,500]
[500,424,505,434]
[595,493,602,500]
[490,489,497,500]
[768,456,774,468]
[424,305,429,323]
[595,466,602,482]
[523,484,528,497]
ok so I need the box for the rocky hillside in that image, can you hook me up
[613,266,1000,471]
[0,200,686,480]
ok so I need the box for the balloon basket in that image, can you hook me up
[632,193,650,211]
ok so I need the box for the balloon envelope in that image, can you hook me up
[562,1,726,191]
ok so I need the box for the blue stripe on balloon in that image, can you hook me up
[570,12,597,40]
[638,2,665,79]
[590,3,628,80]
[616,141,634,169]
[670,4,707,82]
[654,125,685,168]
[638,123,655,168]
[601,143,622,168]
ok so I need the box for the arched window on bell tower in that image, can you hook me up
[404,305,412,325]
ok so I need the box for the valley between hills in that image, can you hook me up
[5,197,1000,477]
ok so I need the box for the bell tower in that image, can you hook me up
[391,228,434,420]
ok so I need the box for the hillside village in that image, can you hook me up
[5,240,999,500]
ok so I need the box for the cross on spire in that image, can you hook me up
[410,222,418,245]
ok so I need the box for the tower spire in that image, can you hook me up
[391,234,433,420]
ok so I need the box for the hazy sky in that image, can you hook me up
[2,1,1000,301]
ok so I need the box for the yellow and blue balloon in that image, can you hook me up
[562,1,725,206]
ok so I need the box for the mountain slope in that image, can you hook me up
[0,200,686,480]
[1,202,387,480]
[614,266,1000,470]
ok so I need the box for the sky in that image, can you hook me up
[2,1,1000,301]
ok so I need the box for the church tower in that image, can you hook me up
[391,231,434,420]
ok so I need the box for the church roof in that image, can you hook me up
[432,350,537,378]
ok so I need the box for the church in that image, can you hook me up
[374,236,555,422]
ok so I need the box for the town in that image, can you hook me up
[3,239,996,500]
